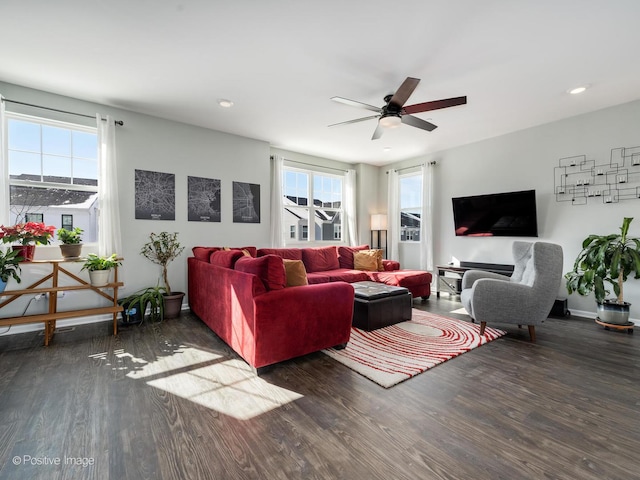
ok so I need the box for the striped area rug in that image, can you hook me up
[323,310,506,388]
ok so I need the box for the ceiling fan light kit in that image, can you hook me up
[330,77,467,140]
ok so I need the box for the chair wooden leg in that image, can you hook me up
[528,325,536,343]
[480,321,486,335]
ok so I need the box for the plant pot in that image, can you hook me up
[597,300,631,325]
[163,291,185,319]
[12,245,35,262]
[119,299,147,325]
[0,278,6,294]
[60,243,83,260]
[88,269,111,287]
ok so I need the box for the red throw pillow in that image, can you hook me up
[338,245,370,269]
[192,246,220,262]
[209,250,244,268]
[235,255,286,291]
[301,246,339,272]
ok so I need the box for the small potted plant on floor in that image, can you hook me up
[81,253,122,287]
[57,227,84,260]
[118,284,166,324]
[0,248,22,293]
[565,217,640,325]
[140,232,185,319]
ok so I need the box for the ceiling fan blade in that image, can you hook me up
[388,77,420,108]
[331,96,382,113]
[401,114,438,132]
[371,123,384,140]
[403,96,467,115]
[328,115,380,127]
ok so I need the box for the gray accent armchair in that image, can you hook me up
[460,241,563,342]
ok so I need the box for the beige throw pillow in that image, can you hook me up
[354,251,380,271]
[283,259,309,287]
[354,249,384,271]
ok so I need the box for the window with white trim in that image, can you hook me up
[282,166,344,244]
[399,172,422,242]
[6,113,98,242]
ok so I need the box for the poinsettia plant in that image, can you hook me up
[0,222,56,245]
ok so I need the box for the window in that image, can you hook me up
[282,167,344,243]
[25,213,44,223]
[6,113,98,242]
[399,173,422,242]
[61,214,73,230]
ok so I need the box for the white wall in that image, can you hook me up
[383,99,640,318]
[1,81,271,328]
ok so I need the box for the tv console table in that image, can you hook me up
[436,261,514,297]
[0,259,123,346]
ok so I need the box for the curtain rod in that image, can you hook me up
[385,161,436,174]
[2,98,124,126]
[272,156,349,173]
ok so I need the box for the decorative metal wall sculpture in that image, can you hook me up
[554,146,640,205]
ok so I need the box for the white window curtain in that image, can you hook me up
[419,163,435,273]
[387,169,400,260]
[0,97,9,226]
[345,169,358,245]
[97,115,122,257]
[270,154,285,247]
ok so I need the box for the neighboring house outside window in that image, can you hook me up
[282,166,345,244]
[5,113,98,242]
[25,213,44,223]
[399,172,422,242]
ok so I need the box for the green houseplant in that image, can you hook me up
[57,227,84,259]
[0,248,22,293]
[119,285,166,324]
[565,217,640,325]
[81,253,122,287]
[140,232,185,319]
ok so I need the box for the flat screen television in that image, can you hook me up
[452,189,538,237]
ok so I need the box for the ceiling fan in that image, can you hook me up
[329,77,467,140]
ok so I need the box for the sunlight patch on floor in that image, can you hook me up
[146,358,303,420]
[450,307,468,315]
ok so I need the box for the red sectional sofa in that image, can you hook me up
[187,245,432,371]
[257,245,432,299]
[188,246,355,372]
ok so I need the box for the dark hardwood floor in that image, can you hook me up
[0,296,639,480]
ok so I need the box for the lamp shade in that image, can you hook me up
[370,214,388,230]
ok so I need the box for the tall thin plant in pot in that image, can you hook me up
[140,232,185,319]
[565,217,640,325]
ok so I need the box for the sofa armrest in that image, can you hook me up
[382,259,400,271]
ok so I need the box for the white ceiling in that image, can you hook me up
[2,1,640,166]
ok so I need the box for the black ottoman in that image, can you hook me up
[352,281,412,331]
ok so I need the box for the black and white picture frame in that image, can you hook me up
[188,176,221,222]
[135,169,176,220]
[232,181,260,223]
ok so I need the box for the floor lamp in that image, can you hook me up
[370,214,388,259]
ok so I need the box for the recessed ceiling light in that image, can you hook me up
[568,85,589,95]
[217,99,234,108]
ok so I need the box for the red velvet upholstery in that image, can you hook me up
[209,249,244,268]
[301,246,340,272]
[188,256,354,370]
[235,255,286,291]
[257,248,303,260]
[337,245,370,269]
[367,269,432,298]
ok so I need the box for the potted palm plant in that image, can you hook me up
[140,232,185,318]
[81,253,122,287]
[565,217,640,325]
[0,248,22,293]
[57,227,84,260]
